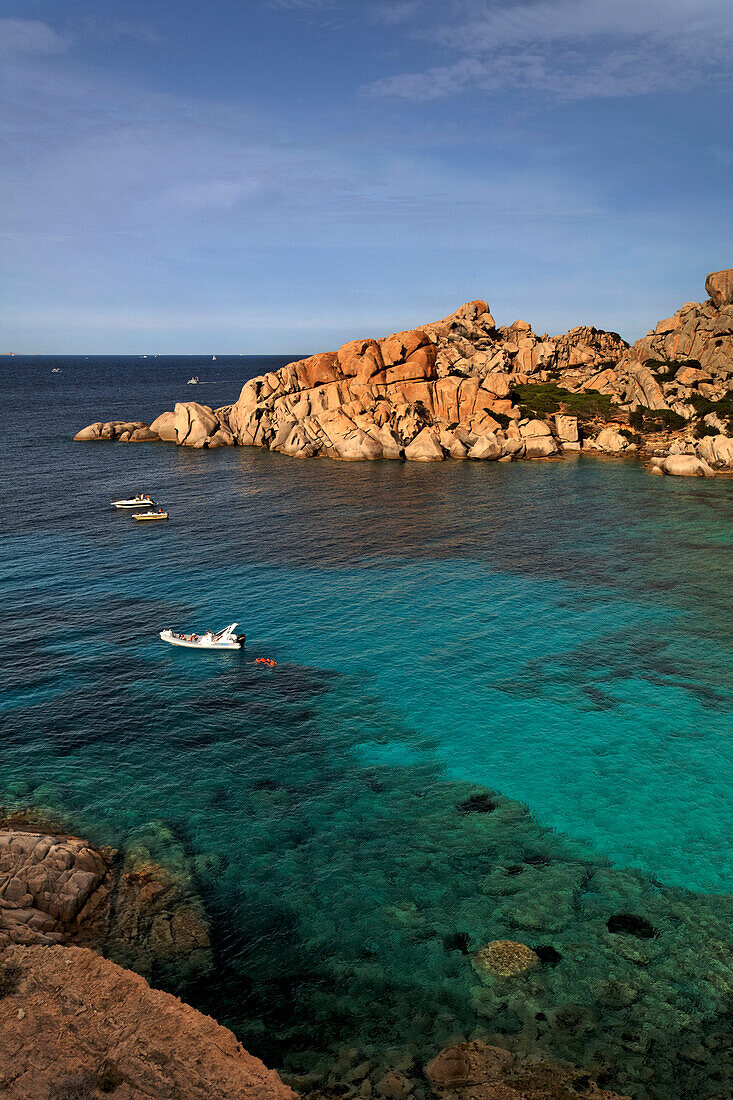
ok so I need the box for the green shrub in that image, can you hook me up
[628,407,687,432]
[693,421,720,439]
[490,411,511,430]
[688,392,733,433]
[645,358,702,383]
[511,383,614,422]
[618,428,643,445]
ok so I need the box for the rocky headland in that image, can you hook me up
[76,269,733,477]
[0,817,631,1100]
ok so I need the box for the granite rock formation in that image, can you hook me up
[75,270,733,474]
[0,944,295,1100]
[0,821,211,984]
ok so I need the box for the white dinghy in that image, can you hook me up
[112,494,155,509]
[159,623,245,650]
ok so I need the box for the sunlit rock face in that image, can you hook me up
[75,270,733,474]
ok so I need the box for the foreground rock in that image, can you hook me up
[75,270,733,475]
[0,821,211,984]
[423,1040,629,1100]
[0,944,295,1100]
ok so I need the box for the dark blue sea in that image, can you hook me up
[1,356,732,1098]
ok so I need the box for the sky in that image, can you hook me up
[1,0,732,353]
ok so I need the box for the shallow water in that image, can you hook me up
[1,357,732,1098]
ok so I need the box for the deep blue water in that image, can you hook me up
[1,356,732,1098]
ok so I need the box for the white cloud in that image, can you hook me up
[363,0,733,101]
[367,1,425,25]
[0,17,70,58]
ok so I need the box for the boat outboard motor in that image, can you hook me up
[236,633,246,644]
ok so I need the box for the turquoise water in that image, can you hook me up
[1,358,732,1098]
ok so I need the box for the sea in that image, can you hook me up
[1,355,732,1099]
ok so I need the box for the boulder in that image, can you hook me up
[480,371,512,398]
[593,427,630,453]
[173,402,219,447]
[294,352,340,390]
[333,429,383,461]
[150,410,178,442]
[554,414,579,443]
[660,454,715,477]
[467,434,502,460]
[524,435,558,459]
[519,419,552,439]
[705,268,733,309]
[425,1041,514,1091]
[675,365,711,387]
[696,434,733,467]
[423,1039,629,1099]
[337,337,384,381]
[208,427,235,447]
[404,427,444,462]
[129,427,160,443]
[73,422,103,441]
[379,328,431,368]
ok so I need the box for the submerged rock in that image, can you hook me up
[423,1040,629,1099]
[472,940,540,978]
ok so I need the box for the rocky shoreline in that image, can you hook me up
[0,816,631,1100]
[76,269,732,478]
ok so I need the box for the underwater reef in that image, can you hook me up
[3,763,732,1100]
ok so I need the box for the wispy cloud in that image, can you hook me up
[366,1,425,25]
[363,0,733,101]
[0,18,70,59]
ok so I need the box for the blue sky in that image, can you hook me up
[1,0,732,352]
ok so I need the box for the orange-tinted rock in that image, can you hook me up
[0,945,296,1100]
[425,1041,514,1090]
[76,278,731,470]
[73,422,103,441]
[338,338,384,383]
[705,268,733,309]
[295,352,340,390]
[129,426,160,443]
[379,328,431,367]
[424,1040,630,1099]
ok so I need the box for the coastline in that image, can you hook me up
[74,270,733,479]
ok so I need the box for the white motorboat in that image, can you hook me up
[111,494,155,508]
[159,623,245,650]
[133,509,168,521]
[187,376,200,384]
[51,367,62,373]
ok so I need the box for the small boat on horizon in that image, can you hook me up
[111,494,155,508]
[187,376,200,384]
[160,623,245,649]
[133,509,168,521]
[51,367,62,373]
[212,355,216,361]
